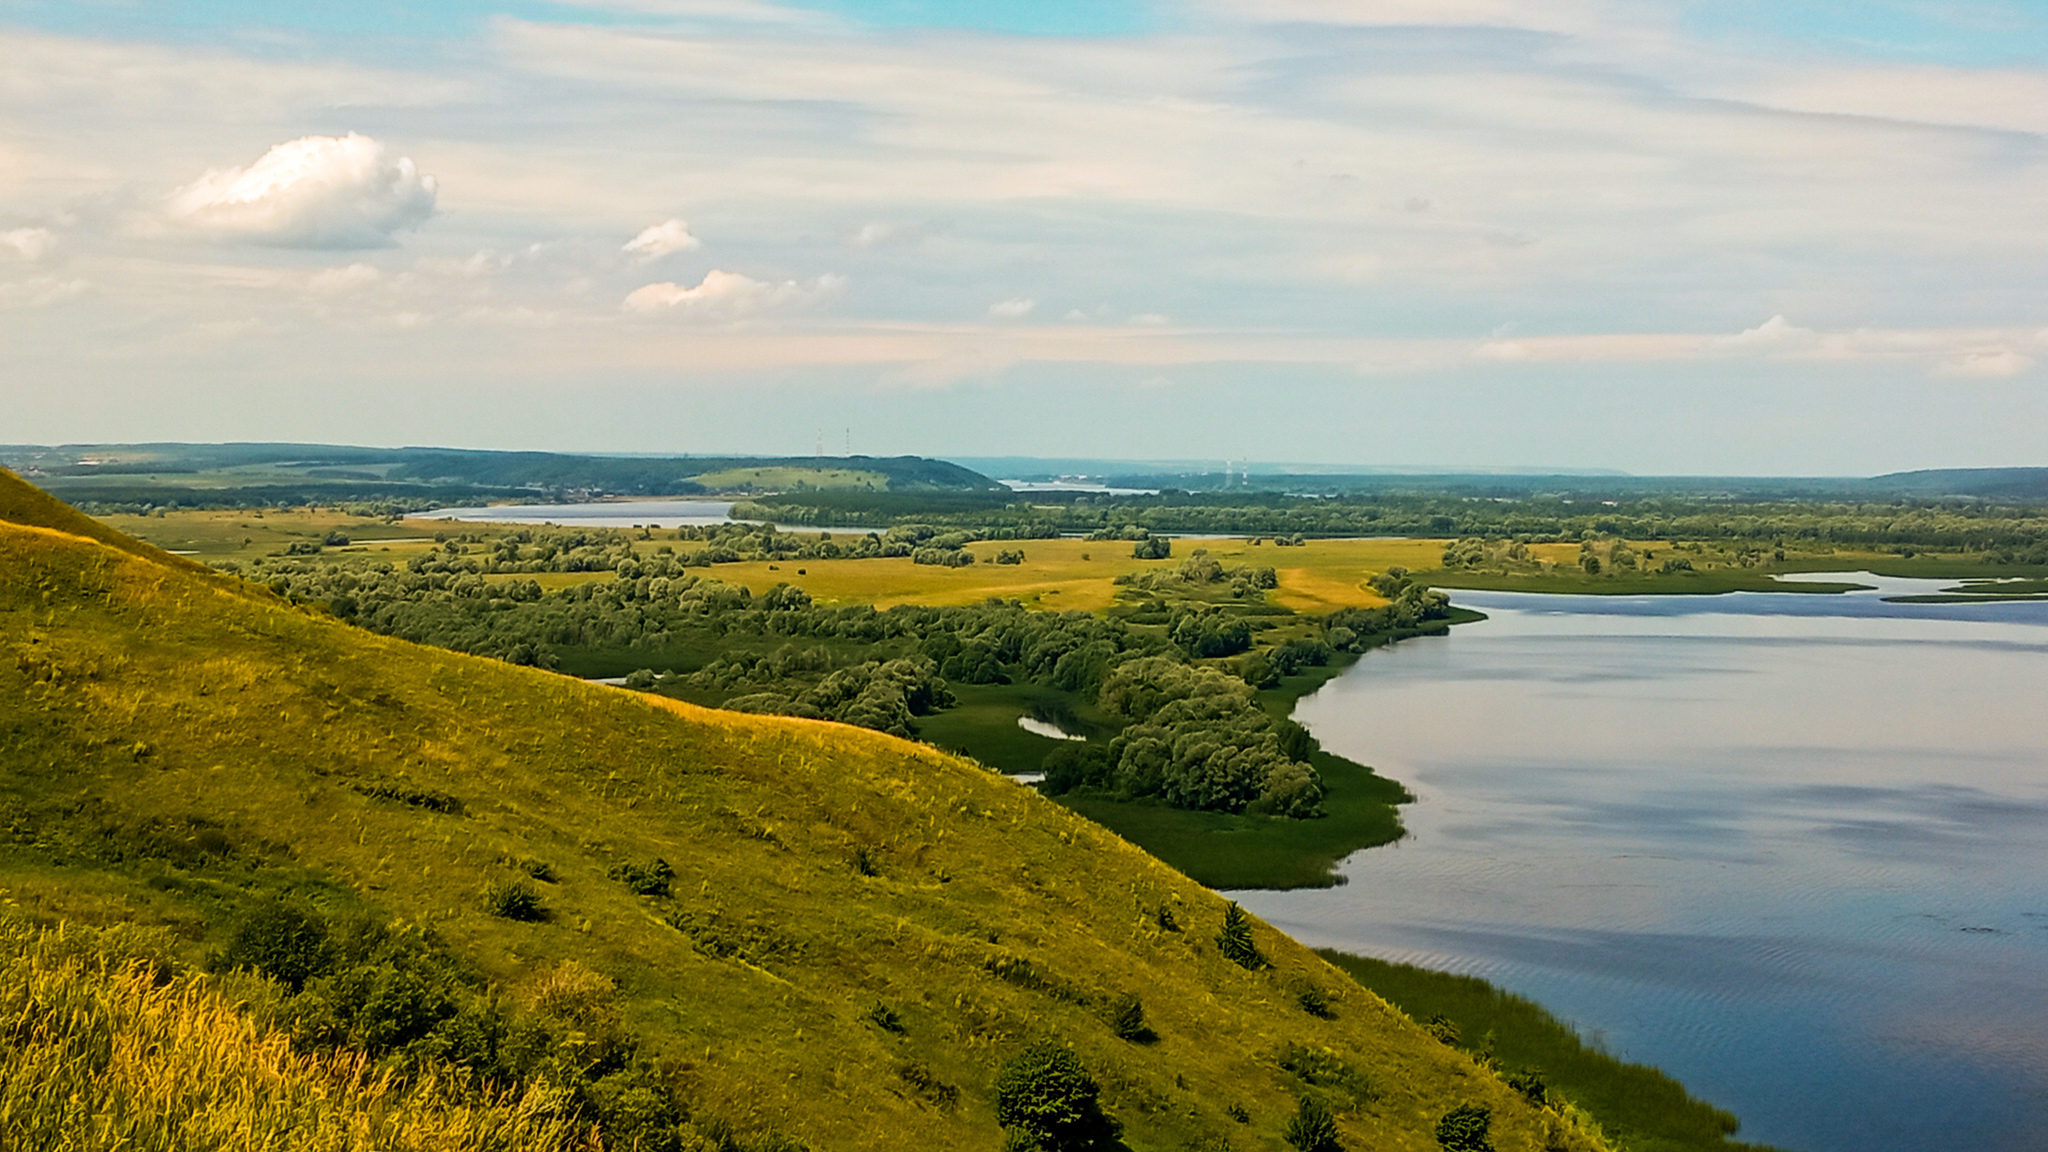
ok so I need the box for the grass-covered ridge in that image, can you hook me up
[0,469,1596,1151]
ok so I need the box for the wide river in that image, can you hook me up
[1238,575,2048,1152]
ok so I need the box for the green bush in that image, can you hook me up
[220,901,334,992]
[1283,1095,1342,1152]
[1295,985,1333,1019]
[864,1002,905,1033]
[1423,1014,1460,1046]
[485,879,547,921]
[1434,1104,1493,1152]
[992,1042,1124,1152]
[1108,994,1156,1043]
[1217,903,1266,970]
[1505,1067,1547,1106]
[608,858,675,897]
[1276,1042,1374,1108]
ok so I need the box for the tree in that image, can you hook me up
[1435,1104,1493,1152]
[1217,902,1266,970]
[1283,1096,1343,1152]
[992,1043,1124,1151]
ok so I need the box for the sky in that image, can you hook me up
[4,1,2047,474]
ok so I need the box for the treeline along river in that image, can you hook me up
[1242,576,2048,1152]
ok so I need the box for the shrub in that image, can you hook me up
[992,1042,1123,1152]
[898,1061,959,1107]
[1423,1014,1460,1046]
[1132,536,1171,560]
[1435,1104,1493,1152]
[1283,1095,1343,1152]
[608,858,674,897]
[1295,984,1333,1019]
[864,1002,905,1033]
[1217,903,1266,970]
[1108,994,1156,1043]
[1505,1068,1547,1106]
[484,879,546,921]
[221,901,334,992]
[353,783,463,815]
[1277,1042,1374,1108]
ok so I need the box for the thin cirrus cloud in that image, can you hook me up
[163,133,437,249]
[623,269,845,316]
[622,218,702,262]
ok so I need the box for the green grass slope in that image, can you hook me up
[0,471,1597,1152]
[0,467,207,571]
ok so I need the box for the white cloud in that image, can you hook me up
[308,262,382,294]
[847,221,931,248]
[1941,349,2036,379]
[0,277,89,308]
[623,268,844,316]
[0,229,53,261]
[1129,313,1172,327]
[1715,314,1818,352]
[623,218,701,262]
[165,133,437,249]
[988,297,1035,319]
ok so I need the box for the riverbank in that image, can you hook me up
[1030,607,1484,890]
[1323,952,1781,1152]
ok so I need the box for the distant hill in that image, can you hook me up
[949,458,2048,503]
[1865,467,2048,501]
[0,468,1589,1151]
[0,443,1000,508]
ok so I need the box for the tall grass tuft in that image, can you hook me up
[0,921,597,1151]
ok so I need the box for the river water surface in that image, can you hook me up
[1237,576,2048,1152]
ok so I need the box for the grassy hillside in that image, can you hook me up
[0,469,1597,1151]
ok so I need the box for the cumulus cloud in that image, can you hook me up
[0,229,53,261]
[988,297,1035,319]
[622,269,844,316]
[1715,314,1818,351]
[622,218,701,262]
[166,133,437,249]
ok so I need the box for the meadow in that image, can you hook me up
[0,469,1606,1151]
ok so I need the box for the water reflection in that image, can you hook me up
[1237,577,2048,1152]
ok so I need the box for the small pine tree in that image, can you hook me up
[1109,994,1156,1043]
[1217,902,1267,970]
[1283,1095,1343,1152]
[1435,1104,1494,1152]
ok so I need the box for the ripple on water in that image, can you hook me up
[1238,582,2048,1152]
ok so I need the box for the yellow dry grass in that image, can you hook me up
[701,535,1452,613]
[0,923,597,1152]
